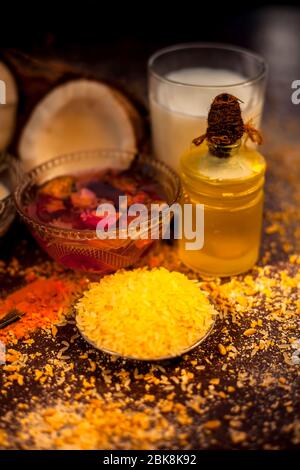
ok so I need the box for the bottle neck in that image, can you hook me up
[208,140,241,158]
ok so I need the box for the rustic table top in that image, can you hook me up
[0,6,300,450]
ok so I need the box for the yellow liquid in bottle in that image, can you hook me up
[179,143,266,277]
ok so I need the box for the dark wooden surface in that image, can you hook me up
[0,6,300,450]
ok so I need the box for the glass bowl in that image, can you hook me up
[14,149,181,274]
[0,154,22,237]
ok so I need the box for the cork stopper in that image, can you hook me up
[192,93,262,158]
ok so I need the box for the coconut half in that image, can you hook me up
[19,79,141,170]
[0,61,18,151]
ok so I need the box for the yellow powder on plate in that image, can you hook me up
[76,267,216,360]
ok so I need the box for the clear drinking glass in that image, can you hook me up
[148,43,267,171]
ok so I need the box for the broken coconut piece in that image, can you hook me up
[19,79,141,170]
[0,61,18,151]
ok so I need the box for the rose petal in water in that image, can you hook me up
[86,181,124,204]
[71,188,97,209]
[80,210,118,230]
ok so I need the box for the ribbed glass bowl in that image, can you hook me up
[14,149,181,274]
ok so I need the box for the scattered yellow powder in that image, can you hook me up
[243,328,256,337]
[76,268,216,360]
[15,399,174,450]
[202,420,221,430]
[218,343,227,356]
[230,429,247,444]
[0,429,8,447]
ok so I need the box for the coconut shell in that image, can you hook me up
[2,49,146,160]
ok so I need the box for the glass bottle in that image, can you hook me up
[179,93,266,277]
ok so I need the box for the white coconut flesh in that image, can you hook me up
[0,61,18,151]
[0,182,10,200]
[19,80,138,170]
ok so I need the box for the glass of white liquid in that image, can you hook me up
[148,43,267,172]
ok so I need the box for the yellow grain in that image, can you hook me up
[76,268,216,360]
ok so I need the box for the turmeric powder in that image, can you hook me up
[0,277,82,344]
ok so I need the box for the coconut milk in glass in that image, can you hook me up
[148,44,267,172]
